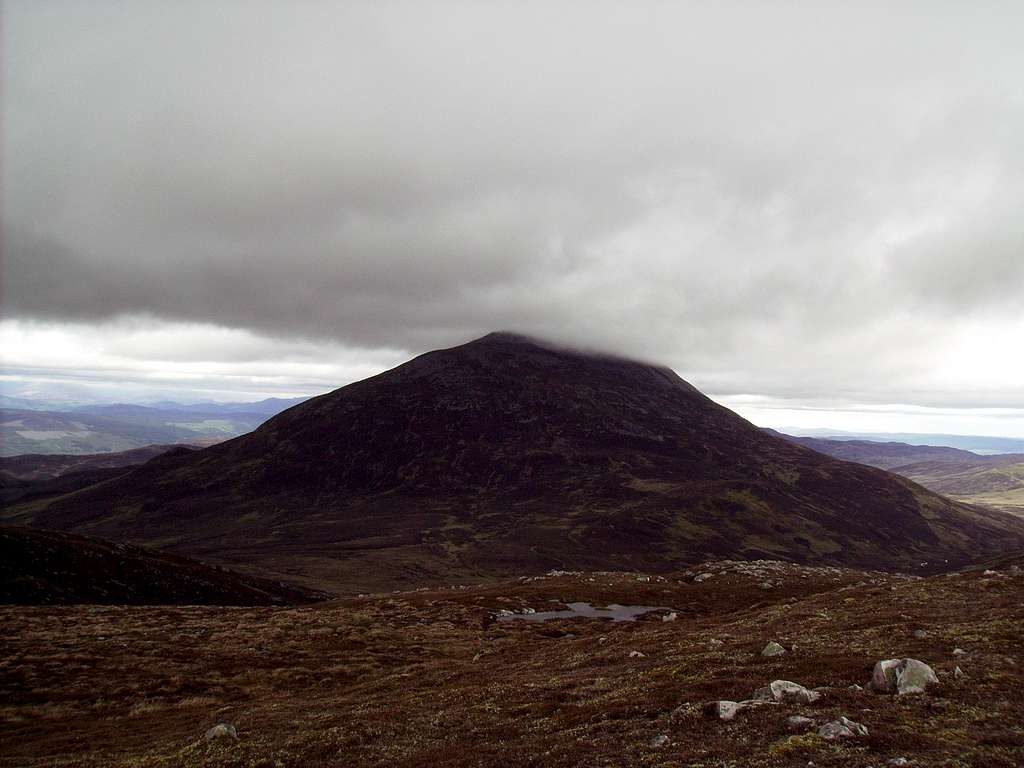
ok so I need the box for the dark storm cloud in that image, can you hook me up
[3,1,1024,406]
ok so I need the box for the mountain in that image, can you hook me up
[771,432,1024,518]
[6,332,1023,592]
[0,525,331,605]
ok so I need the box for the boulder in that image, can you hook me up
[786,715,815,731]
[705,700,744,721]
[818,716,868,740]
[753,680,821,704]
[761,641,787,657]
[868,658,938,695]
[205,723,239,741]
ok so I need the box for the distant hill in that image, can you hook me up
[9,332,1023,593]
[766,431,984,469]
[772,431,1024,518]
[0,444,185,481]
[777,428,1024,455]
[0,525,331,605]
[0,398,306,456]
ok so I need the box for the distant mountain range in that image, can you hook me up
[0,398,307,456]
[7,332,1021,593]
[777,428,1024,455]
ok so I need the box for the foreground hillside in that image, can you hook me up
[0,526,330,605]
[1,560,1021,767]
[7,333,1022,592]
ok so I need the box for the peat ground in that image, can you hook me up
[1,560,1022,767]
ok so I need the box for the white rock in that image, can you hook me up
[629,650,646,658]
[753,680,821,705]
[706,700,744,721]
[649,734,670,748]
[694,573,713,583]
[868,658,939,695]
[662,612,678,622]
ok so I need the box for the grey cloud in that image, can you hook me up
[3,1,1024,407]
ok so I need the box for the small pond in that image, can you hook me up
[496,602,669,622]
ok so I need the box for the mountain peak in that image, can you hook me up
[21,335,1024,592]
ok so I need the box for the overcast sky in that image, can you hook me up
[3,1,1023,435]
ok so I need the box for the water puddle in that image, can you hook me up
[496,602,669,622]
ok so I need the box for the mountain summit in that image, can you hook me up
[13,333,1023,591]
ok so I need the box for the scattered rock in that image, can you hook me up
[753,680,821,704]
[868,658,938,695]
[705,700,744,721]
[887,758,910,766]
[694,573,713,583]
[709,638,724,647]
[786,715,816,731]
[205,723,239,741]
[649,734,670,748]
[662,612,678,622]
[629,650,646,658]
[952,648,967,656]
[912,629,928,639]
[761,641,787,657]
[954,666,965,679]
[848,684,863,691]
[818,716,868,740]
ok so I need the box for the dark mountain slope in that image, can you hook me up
[0,525,331,605]
[9,333,1023,592]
